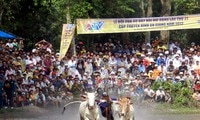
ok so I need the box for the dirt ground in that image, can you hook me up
[1,102,200,120]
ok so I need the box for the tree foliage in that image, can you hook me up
[170,0,200,45]
[0,0,199,50]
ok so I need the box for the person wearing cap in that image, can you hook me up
[155,86,165,102]
[146,58,155,74]
[173,54,181,69]
[179,72,186,81]
[98,92,114,120]
[156,53,166,66]
[166,76,173,82]
[173,76,181,84]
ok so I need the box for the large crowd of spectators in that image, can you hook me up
[0,38,200,110]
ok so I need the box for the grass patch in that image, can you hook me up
[153,103,200,114]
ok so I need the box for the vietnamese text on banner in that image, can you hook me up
[59,24,75,60]
[77,14,200,34]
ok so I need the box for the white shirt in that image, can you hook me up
[173,58,181,69]
[6,42,13,48]
[158,65,167,75]
[68,60,77,68]
[144,88,155,96]
[194,55,200,62]
[109,59,117,67]
[156,90,165,96]
[57,65,65,75]
[95,58,102,67]
[84,62,93,76]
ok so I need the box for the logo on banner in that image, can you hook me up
[65,24,75,35]
[85,21,104,31]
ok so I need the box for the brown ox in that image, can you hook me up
[112,97,134,120]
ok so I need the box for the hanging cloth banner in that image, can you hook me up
[77,14,200,34]
[59,24,76,60]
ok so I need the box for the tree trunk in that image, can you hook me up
[160,0,171,44]
[0,0,5,26]
[0,9,4,25]
[145,0,153,43]
[122,33,129,45]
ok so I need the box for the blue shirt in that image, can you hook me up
[138,64,145,73]
[156,58,166,66]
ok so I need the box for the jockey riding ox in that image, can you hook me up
[112,97,134,120]
[62,92,100,120]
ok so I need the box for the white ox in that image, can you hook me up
[112,97,134,120]
[79,92,100,120]
[62,92,100,120]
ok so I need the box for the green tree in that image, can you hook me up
[170,0,200,46]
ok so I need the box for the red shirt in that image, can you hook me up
[193,84,200,91]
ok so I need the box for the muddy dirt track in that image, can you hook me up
[1,103,200,120]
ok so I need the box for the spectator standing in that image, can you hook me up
[0,72,4,109]
[36,90,46,107]
[84,59,93,76]
[3,74,17,109]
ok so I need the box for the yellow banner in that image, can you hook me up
[59,24,75,60]
[77,14,200,34]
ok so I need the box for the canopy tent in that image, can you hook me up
[35,39,52,49]
[0,30,16,39]
[35,39,52,46]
